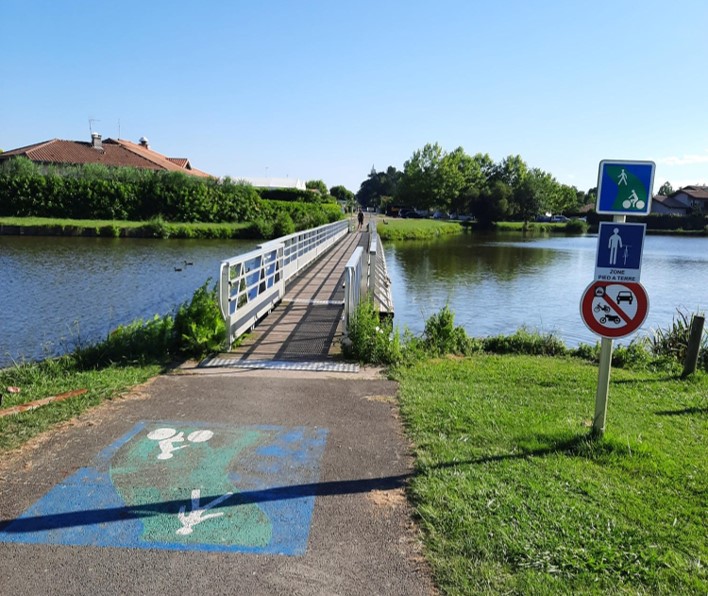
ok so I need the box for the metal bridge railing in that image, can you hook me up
[219,219,349,347]
[343,220,392,334]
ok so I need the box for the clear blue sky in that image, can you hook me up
[2,0,707,194]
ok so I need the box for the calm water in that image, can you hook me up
[0,236,257,367]
[1,232,706,367]
[386,231,708,347]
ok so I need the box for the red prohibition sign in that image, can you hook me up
[580,281,649,339]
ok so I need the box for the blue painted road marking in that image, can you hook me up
[0,421,327,555]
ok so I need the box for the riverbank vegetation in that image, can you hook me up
[0,282,225,451]
[0,158,343,239]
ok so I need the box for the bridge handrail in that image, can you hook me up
[343,220,390,335]
[343,247,366,333]
[219,219,350,347]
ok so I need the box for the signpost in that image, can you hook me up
[584,159,654,437]
[596,160,655,215]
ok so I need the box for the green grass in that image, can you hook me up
[0,216,146,228]
[394,355,707,595]
[0,216,252,239]
[378,218,464,240]
[0,357,162,452]
[493,221,588,234]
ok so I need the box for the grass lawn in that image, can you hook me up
[0,359,163,452]
[377,218,464,241]
[394,355,707,594]
[0,216,252,238]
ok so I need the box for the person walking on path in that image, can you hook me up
[357,209,364,231]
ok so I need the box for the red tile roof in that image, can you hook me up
[0,137,212,177]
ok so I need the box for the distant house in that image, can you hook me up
[664,185,708,215]
[239,177,307,191]
[0,134,212,178]
[651,194,691,216]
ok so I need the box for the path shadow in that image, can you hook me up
[655,406,708,416]
[0,474,410,534]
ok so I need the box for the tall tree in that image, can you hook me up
[469,180,511,227]
[658,181,673,196]
[355,166,401,210]
[397,143,446,210]
[306,179,328,195]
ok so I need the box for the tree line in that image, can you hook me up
[356,143,589,225]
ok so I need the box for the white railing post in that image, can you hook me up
[368,221,378,300]
[344,246,364,334]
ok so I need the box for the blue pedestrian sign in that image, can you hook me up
[596,160,655,215]
[595,222,646,282]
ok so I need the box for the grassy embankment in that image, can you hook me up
[377,219,464,241]
[394,355,707,594]
[0,216,252,239]
[377,218,590,241]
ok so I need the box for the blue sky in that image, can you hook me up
[2,0,707,194]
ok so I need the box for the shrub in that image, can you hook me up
[482,327,567,356]
[173,281,225,357]
[142,215,170,238]
[249,217,275,239]
[343,300,401,365]
[423,305,479,356]
[273,211,295,237]
[75,314,176,367]
[644,308,707,371]
[564,219,589,234]
[610,341,654,369]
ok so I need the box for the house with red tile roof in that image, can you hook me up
[0,134,212,178]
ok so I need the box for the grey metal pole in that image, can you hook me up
[593,337,614,437]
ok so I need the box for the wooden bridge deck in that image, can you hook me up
[203,230,366,372]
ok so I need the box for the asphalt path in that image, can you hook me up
[0,367,436,595]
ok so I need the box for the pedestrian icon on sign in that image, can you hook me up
[618,169,628,185]
[608,228,623,265]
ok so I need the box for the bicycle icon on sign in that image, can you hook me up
[622,189,646,210]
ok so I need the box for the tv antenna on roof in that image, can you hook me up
[89,118,100,135]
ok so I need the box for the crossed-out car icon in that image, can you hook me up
[616,291,634,305]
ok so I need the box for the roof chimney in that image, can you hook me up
[138,136,150,149]
[91,132,103,150]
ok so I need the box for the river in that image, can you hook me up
[386,231,707,347]
[1,232,706,367]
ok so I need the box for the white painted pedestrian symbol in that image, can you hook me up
[608,228,623,265]
[177,489,234,535]
[147,427,214,460]
[618,169,628,185]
